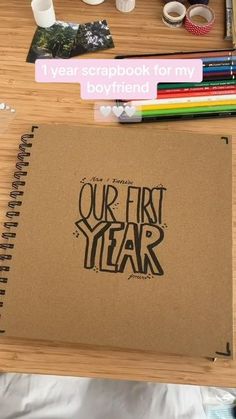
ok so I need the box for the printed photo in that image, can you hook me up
[26,21,78,63]
[70,20,114,56]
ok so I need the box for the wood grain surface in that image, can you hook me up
[0,0,236,385]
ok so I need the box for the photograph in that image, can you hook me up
[70,20,114,56]
[26,21,79,63]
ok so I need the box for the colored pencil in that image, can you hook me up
[203,74,236,81]
[139,104,236,116]
[204,70,236,76]
[157,80,236,89]
[120,50,235,60]
[122,110,236,123]
[158,85,236,94]
[203,61,236,67]
[203,66,236,73]
[202,56,236,63]
[157,89,236,99]
[131,94,236,107]
[137,100,236,112]
[118,50,236,123]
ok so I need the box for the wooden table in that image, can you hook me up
[0,0,236,386]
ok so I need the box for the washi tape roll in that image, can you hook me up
[163,0,185,3]
[188,0,209,4]
[162,1,187,28]
[185,4,215,35]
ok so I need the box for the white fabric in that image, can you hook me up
[1,373,235,418]
[201,386,236,406]
[0,373,208,419]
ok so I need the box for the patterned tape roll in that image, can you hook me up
[162,1,187,28]
[188,0,209,4]
[163,0,185,3]
[185,4,215,35]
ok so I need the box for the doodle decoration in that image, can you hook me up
[0,126,38,334]
[74,180,167,276]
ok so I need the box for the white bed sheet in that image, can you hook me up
[0,373,211,419]
[1,373,236,419]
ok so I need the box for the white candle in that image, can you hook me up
[31,0,56,28]
[82,0,105,4]
[116,0,135,12]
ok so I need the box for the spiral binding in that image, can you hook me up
[0,126,38,333]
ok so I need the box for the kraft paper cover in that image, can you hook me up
[0,125,233,358]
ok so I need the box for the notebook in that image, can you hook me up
[0,125,233,359]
